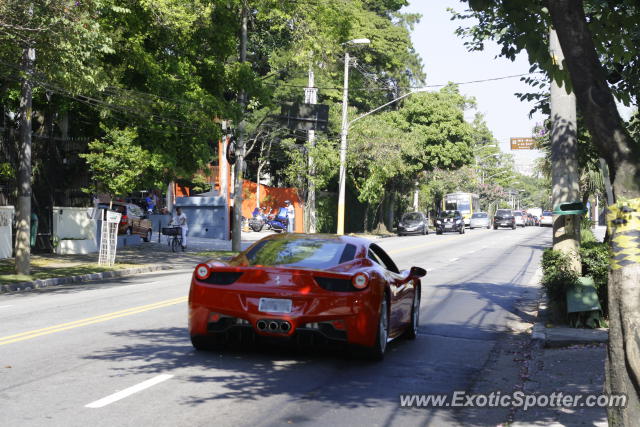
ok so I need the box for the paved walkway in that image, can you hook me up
[511,225,609,426]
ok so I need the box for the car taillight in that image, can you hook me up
[195,264,210,280]
[352,273,369,290]
[120,215,128,223]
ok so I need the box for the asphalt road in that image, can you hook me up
[0,226,550,427]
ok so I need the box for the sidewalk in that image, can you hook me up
[0,230,272,293]
[512,225,609,426]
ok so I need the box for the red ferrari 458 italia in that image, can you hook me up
[188,233,426,359]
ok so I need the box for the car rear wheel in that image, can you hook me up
[404,288,420,340]
[364,297,388,360]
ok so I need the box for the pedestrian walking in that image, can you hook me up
[145,194,155,214]
[285,200,295,233]
[171,207,188,250]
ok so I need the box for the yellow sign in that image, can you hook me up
[607,198,640,270]
[510,137,536,150]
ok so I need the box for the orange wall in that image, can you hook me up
[241,180,304,232]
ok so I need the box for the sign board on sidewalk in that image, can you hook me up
[106,211,122,223]
[510,137,536,150]
[99,211,121,266]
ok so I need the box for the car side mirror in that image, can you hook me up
[408,266,427,279]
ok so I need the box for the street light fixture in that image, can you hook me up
[337,38,370,235]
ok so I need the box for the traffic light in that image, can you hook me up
[226,137,237,165]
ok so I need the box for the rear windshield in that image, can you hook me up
[402,213,423,221]
[439,210,459,218]
[514,212,523,216]
[543,211,552,216]
[243,239,357,269]
[496,209,512,216]
[472,213,487,218]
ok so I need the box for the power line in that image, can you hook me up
[264,72,541,91]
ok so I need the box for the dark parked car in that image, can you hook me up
[435,210,465,235]
[397,212,429,236]
[493,209,516,230]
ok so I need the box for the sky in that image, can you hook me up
[401,0,545,173]
[401,1,635,175]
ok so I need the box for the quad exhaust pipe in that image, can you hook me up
[256,319,291,333]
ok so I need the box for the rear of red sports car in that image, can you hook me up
[188,235,385,350]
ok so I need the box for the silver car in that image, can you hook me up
[469,212,490,229]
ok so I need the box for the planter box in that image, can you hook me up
[0,206,14,259]
[55,239,98,255]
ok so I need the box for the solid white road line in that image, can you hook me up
[85,374,174,408]
[449,257,460,262]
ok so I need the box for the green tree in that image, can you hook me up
[80,127,160,205]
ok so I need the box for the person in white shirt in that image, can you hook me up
[285,200,295,233]
[171,207,188,250]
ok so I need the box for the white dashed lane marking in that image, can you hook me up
[85,374,174,408]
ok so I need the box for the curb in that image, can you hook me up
[0,264,174,294]
[530,269,609,348]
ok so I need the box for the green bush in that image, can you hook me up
[580,241,609,317]
[541,249,580,320]
[581,227,597,243]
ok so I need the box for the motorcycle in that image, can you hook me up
[248,207,269,232]
[266,207,289,233]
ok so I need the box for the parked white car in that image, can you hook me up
[513,211,526,227]
[539,211,553,227]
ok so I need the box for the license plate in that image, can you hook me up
[258,298,292,314]
[445,224,452,228]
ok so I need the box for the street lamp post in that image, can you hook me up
[337,38,370,235]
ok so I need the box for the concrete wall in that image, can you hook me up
[174,196,228,240]
[53,207,96,240]
[52,207,98,254]
[0,206,14,259]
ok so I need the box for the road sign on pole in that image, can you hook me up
[510,137,536,150]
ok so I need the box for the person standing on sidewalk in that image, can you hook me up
[285,200,295,233]
[172,207,188,250]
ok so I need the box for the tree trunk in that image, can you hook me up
[363,202,369,233]
[548,1,640,424]
[15,45,35,275]
[550,28,581,273]
[386,190,395,231]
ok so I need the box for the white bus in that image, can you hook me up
[442,192,480,226]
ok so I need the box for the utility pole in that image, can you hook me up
[550,28,581,272]
[336,49,350,236]
[305,66,317,233]
[231,4,248,252]
[15,16,35,275]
